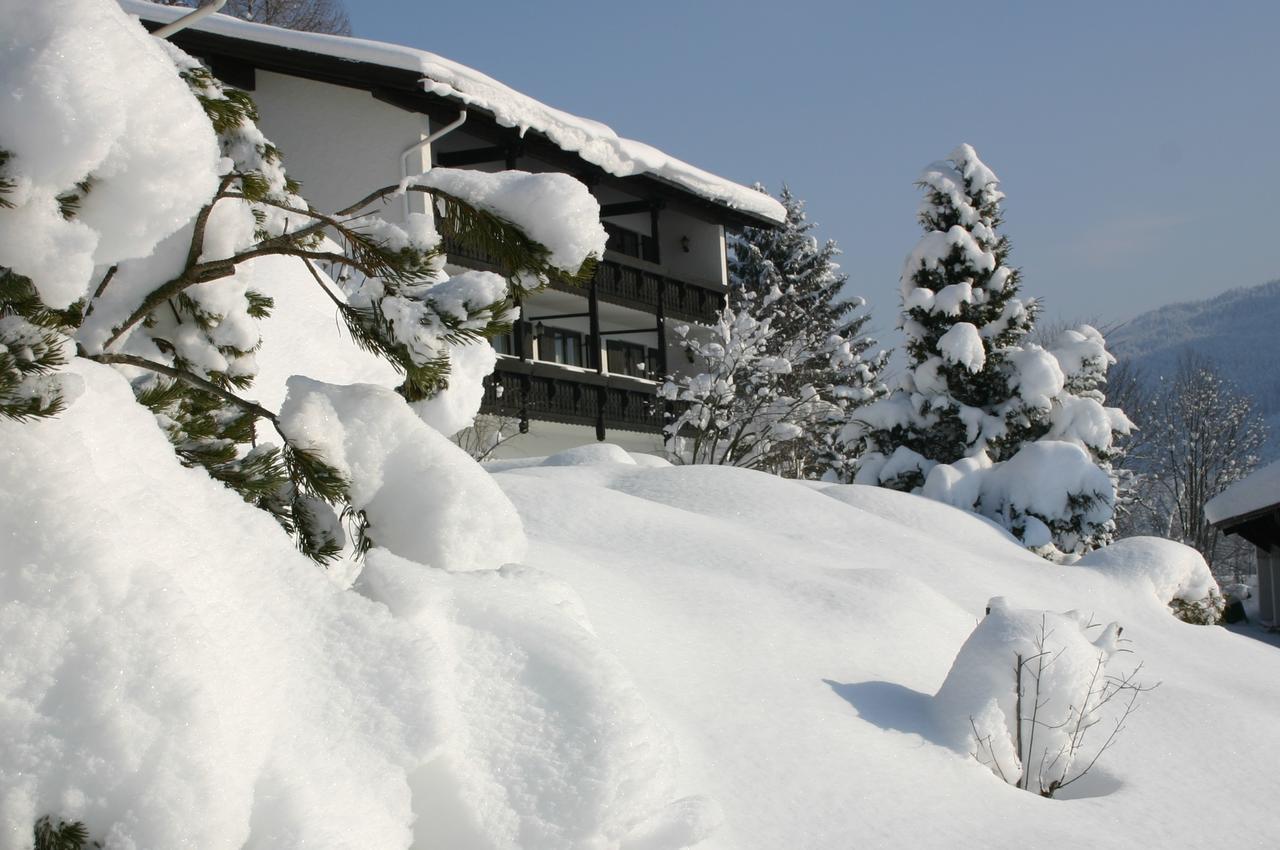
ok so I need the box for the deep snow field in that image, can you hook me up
[4,251,1280,850]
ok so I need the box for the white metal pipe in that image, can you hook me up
[152,0,228,39]
[400,110,468,219]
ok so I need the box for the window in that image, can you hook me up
[491,322,533,359]
[538,325,586,367]
[603,222,658,264]
[606,340,660,378]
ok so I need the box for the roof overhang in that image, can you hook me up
[1214,505,1280,551]
[134,16,783,230]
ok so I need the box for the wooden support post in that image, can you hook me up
[657,278,673,441]
[596,386,607,442]
[519,375,531,434]
[655,280,669,377]
[649,204,662,265]
[514,293,527,362]
[589,276,603,374]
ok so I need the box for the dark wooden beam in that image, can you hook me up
[527,311,590,322]
[437,144,523,168]
[599,199,664,218]
[209,55,256,90]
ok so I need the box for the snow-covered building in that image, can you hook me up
[119,1,784,456]
[1206,461,1280,627]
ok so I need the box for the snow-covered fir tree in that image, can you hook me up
[846,145,1130,556]
[726,185,885,478]
[844,144,1038,485]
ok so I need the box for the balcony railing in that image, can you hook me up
[442,235,725,325]
[480,359,667,435]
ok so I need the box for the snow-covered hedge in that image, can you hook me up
[1078,537,1223,624]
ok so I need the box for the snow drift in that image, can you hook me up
[0,362,714,850]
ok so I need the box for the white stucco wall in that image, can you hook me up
[659,208,725,288]
[250,71,431,220]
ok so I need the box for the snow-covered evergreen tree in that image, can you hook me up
[0,24,601,563]
[844,144,1039,488]
[727,185,885,478]
[846,145,1130,555]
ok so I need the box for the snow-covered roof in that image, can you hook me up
[118,0,786,226]
[1205,459,1280,526]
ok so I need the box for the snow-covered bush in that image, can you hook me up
[934,598,1155,797]
[843,145,1130,554]
[0,1,603,562]
[1078,536,1224,625]
[659,307,825,469]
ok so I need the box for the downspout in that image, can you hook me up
[400,110,468,219]
[152,0,228,39]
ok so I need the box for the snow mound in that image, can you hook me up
[1078,536,1219,609]
[1,361,709,849]
[355,551,720,850]
[410,339,498,437]
[279,377,524,572]
[249,254,402,409]
[0,362,436,849]
[628,452,673,468]
[542,443,638,467]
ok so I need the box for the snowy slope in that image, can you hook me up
[5,356,1280,848]
[0,364,716,850]
[491,458,1280,849]
[1108,279,1280,460]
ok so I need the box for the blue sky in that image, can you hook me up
[349,1,1279,333]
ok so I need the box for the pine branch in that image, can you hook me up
[87,353,277,423]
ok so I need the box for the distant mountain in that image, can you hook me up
[1107,279,1280,460]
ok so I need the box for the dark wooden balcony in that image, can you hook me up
[442,235,725,325]
[480,358,667,435]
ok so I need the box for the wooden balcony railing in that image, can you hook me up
[480,359,668,435]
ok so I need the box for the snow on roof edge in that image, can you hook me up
[117,0,786,225]
[1205,459,1280,526]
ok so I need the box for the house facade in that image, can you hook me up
[1206,460,1280,627]
[121,0,784,457]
